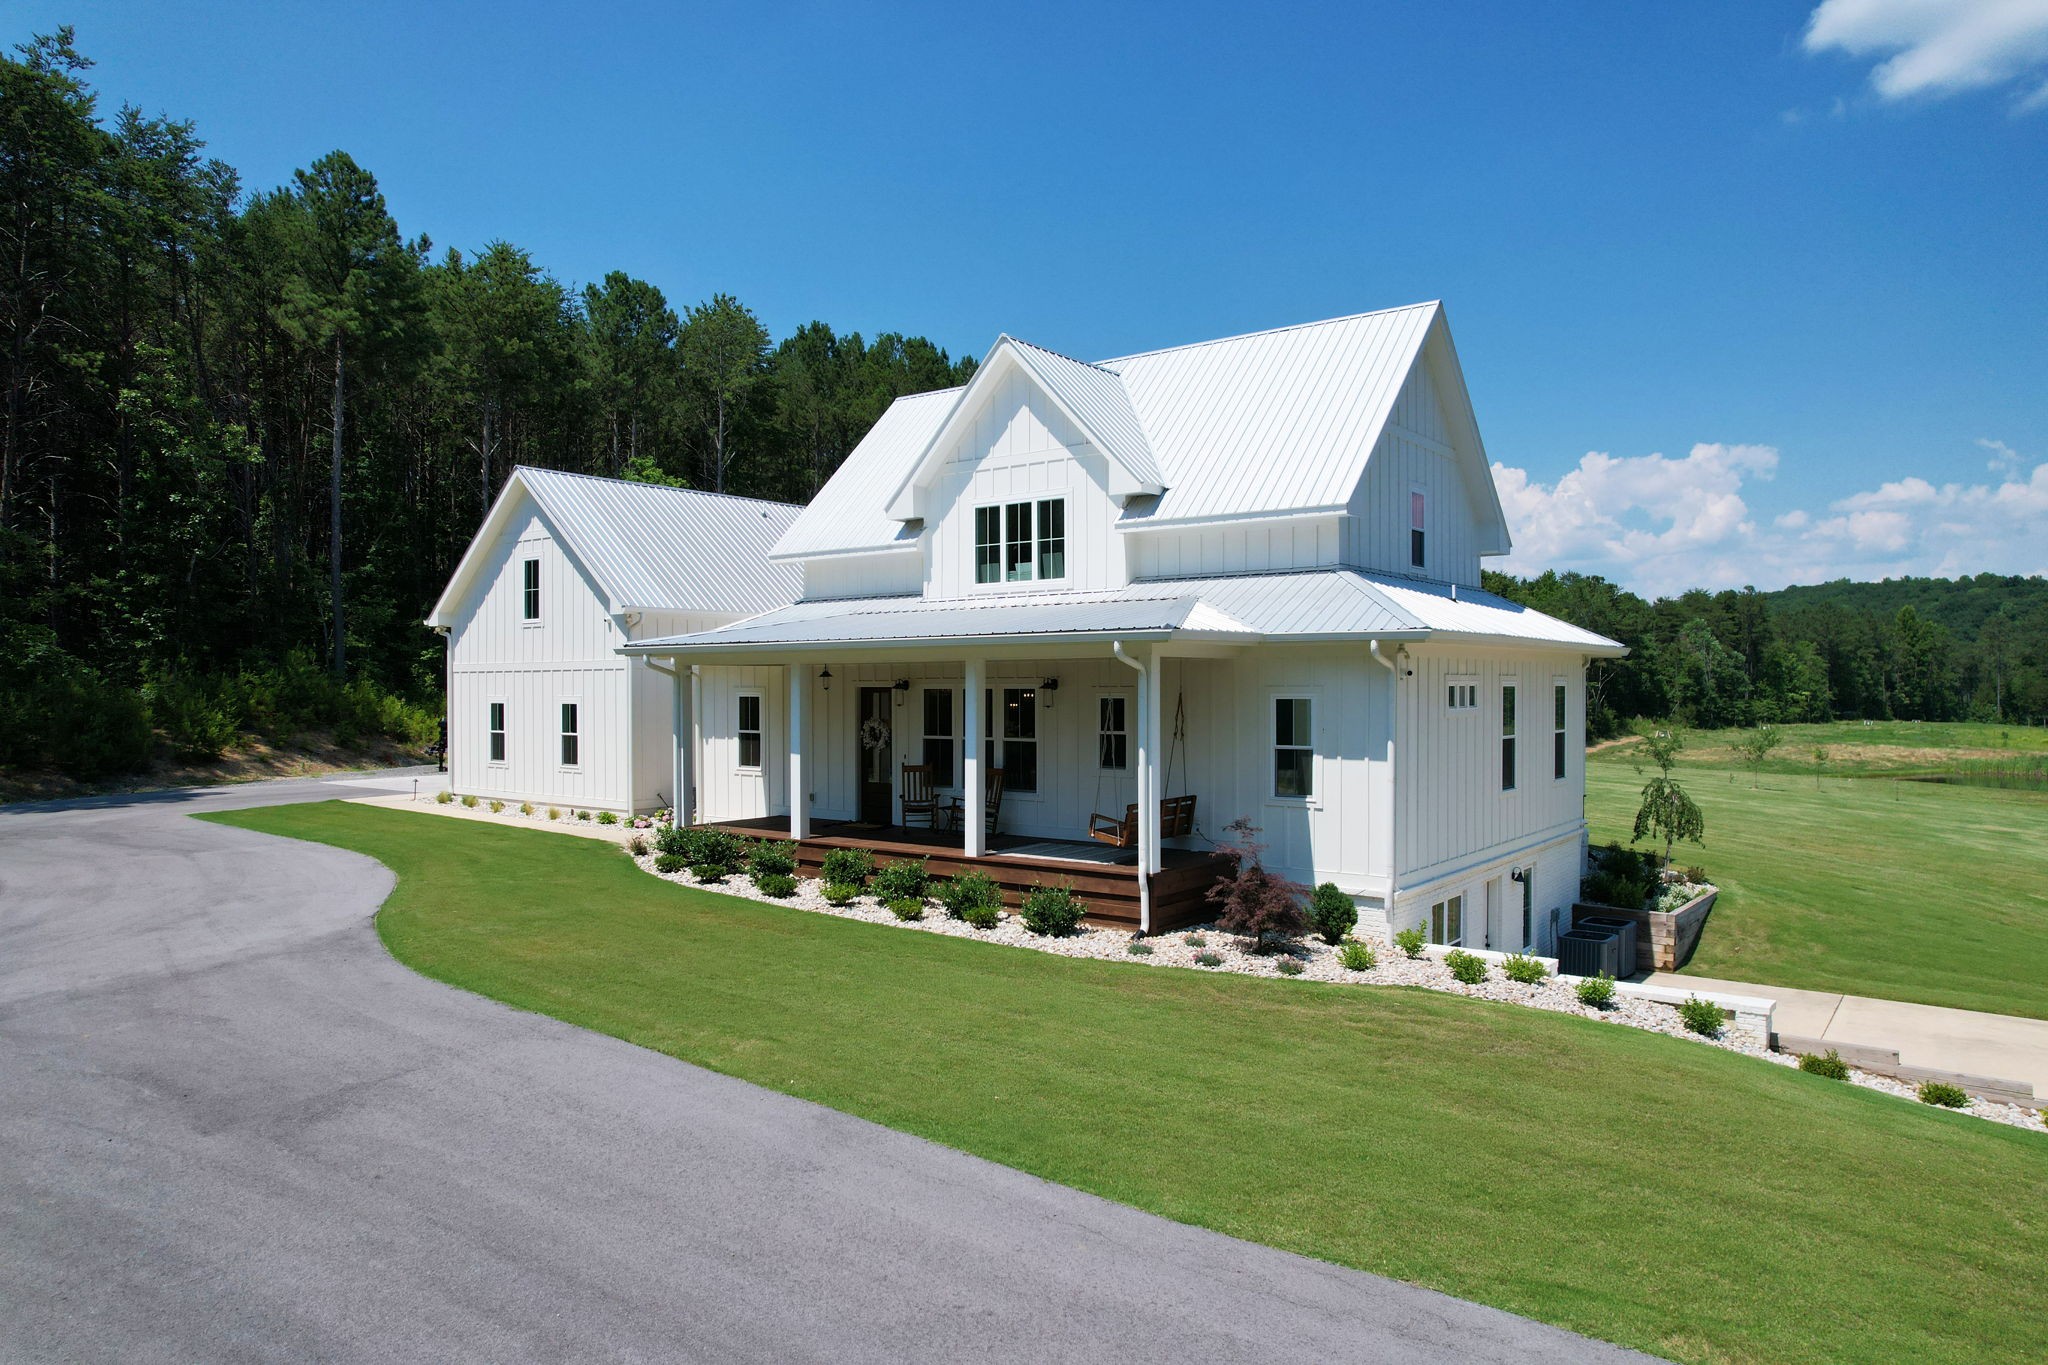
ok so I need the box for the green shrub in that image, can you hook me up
[1653,884,1697,913]
[627,836,649,857]
[596,810,618,826]
[519,802,534,816]
[0,627,153,777]
[822,881,859,906]
[1502,953,1549,984]
[1393,927,1427,959]
[937,869,1004,921]
[959,903,1001,931]
[1443,949,1488,984]
[435,790,455,804]
[1338,940,1376,971]
[655,826,748,867]
[1276,957,1305,976]
[756,872,798,898]
[1799,1050,1850,1080]
[575,809,591,821]
[488,799,504,813]
[1917,1081,1969,1109]
[1126,940,1154,955]
[1182,933,1207,948]
[690,863,729,884]
[1019,883,1086,937]
[1307,883,1358,945]
[1576,973,1616,1009]
[654,853,687,874]
[749,840,798,878]
[461,794,479,809]
[820,847,874,889]
[886,897,925,921]
[1583,842,1658,909]
[1681,865,1709,884]
[872,857,930,903]
[1677,996,1725,1037]
[1194,951,1223,967]
[147,671,242,760]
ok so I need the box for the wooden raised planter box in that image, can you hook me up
[1572,888,1718,973]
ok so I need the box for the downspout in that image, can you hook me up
[1112,640,1151,934]
[1368,640,1400,933]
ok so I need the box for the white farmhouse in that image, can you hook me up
[427,467,800,814]
[622,303,1625,947]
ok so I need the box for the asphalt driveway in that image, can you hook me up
[0,772,1649,1363]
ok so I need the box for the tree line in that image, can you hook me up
[1485,569,2048,736]
[0,31,974,779]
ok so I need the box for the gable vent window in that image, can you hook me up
[976,499,1067,585]
[522,558,541,620]
[560,702,580,768]
[1410,491,1426,569]
[488,702,506,763]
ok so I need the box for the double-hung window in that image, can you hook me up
[1410,491,1426,569]
[1273,697,1313,798]
[1501,683,1518,792]
[559,703,580,767]
[983,686,1038,792]
[522,558,541,621]
[1430,894,1464,947]
[1098,695,1128,771]
[922,689,955,785]
[488,702,506,763]
[736,693,763,770]
[1553,682,1568,781]
[975,499,1066,585]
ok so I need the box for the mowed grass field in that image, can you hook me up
[206,802,2047,1365]
[1588,721,2048,1018]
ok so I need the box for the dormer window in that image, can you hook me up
[975,498,1066,585]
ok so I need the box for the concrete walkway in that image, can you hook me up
[1644,971,2048,1095]
[1,770,1649,1364]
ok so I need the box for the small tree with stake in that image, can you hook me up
[1207,817,1309,952]
[1731,724,1784,789]
[1630,723,1705,869]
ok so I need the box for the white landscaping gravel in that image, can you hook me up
[629,849,2047,1135]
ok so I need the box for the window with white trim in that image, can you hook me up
[974,498,1066,584]
[559,702,580,767]
[1430,894,1464,947]
[1520,872,1534,948]
[522,558,541,620]
[488,702,506,763]
[1447,676,1478,710]
[1501,683,1518,791]
[1273,697,1313,798]
[1098,694,1128,771]
[1410,491,1426,569]
[983,686,1038,792]
[1553,681,1568,781]
[737,693,763,771]
[922,688,955,785]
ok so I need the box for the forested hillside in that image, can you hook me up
[0,31,973,781]
[1486,569,2048,736]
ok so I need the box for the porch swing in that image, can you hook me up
[1088,691,1197,850]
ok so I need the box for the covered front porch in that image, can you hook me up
[702,815,1231,931]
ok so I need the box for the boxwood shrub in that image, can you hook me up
[1307,882,1358,945]
[1443,948,1488,985]
[820,847,874,889]
[755,872,798,898]
[872,857,930,903]
[1019,883,1086,937]
[1575,972,1617,1009]
[749,840,798,878]
[1677,995,1725,1037]
[937,869,1003,921]
[1799,1050,1850,1080]
[1917,1081,1970,1109]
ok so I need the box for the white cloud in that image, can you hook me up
[1804,0,2048,111]
[1493,439,2048,596]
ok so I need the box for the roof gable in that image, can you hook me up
[428,468,802,625]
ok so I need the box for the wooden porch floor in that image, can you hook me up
[701,816,1231,933]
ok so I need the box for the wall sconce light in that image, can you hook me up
[893,678,910,707]
[1039,677,1059,710]
[1510,867,1527,883]
[819,666,832,693]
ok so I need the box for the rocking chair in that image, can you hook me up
[901,763,940,829]
[940,766,1006,836]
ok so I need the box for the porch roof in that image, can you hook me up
[618,569,1626,657]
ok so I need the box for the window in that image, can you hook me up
[488,702,506,763]
[1036,498,1065,580]
[1501,683,1518,791]
[521,558,541,620]
[1098,695,1128,771]
[983,686,1038,792]
[1410,491,1426,569]
[1520,871,1534,949]
[1446,677,1478,710]
[559,702,579,767]
[1553,681,1568,780]
[1273,697,1313,798]
[1430,894,1464,947]
[974,507,1000,584]
[922,688,955,785]
[976,499,1067,585]
[736,693,762,770]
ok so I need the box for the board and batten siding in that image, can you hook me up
[800,552,921,601]
[1341,358,1485,586]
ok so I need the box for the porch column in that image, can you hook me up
[788,662,809,839]
[1142,650,1164,876]
[669,661,693,829]
[962,657,985,857]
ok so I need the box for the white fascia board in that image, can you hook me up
[1115,504,1350,534]
[766,540,922,565]
[1415,630,1630,658]
[617,627,1198,659]
[1420,311,1513,556]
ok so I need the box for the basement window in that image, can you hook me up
[1430,894,1464,947]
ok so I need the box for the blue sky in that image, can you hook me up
[23,0,2048,594]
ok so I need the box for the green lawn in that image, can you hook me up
[1588,730,2048,1019]
[205,802,2047,1365]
